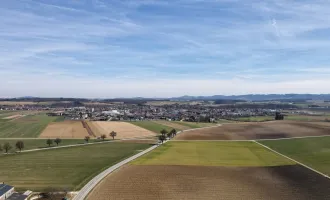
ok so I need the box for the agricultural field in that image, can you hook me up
[0,138,108,154]
[260,136,330,176]
[88,121,156,139]
[129,121,173,133]
[175,121,330,140]
[173,121,217,128]
[285,114,330,121]
[0,142,150,191]
[87,141,330,200]
[235,116,274,122]
[0,114,61,138]
[39,121,89,139]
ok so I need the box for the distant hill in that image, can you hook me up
[171,94,330,101]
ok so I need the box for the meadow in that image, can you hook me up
[132,141,294,166]
[0,142,150,191]
[129,121,173,133]
[260,136,330,175]
[0,114,62,138]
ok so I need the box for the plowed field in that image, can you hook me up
[175,121,330,140]
[88,121,156,139]
[39,121,88,138]
[87,165,330,200]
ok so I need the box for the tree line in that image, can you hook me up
[0,131,119,154]
[158,128,177,143]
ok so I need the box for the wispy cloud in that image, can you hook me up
[1,0,330,97]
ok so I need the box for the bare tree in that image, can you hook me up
[3,142,12,153]
[101,134,107,141]
[54,138,62,146]
[15,141,24,152]
[110,131,117,140]
[46,139,53,147]
[85,136,90,143]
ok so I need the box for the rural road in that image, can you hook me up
[73,124,222,200]
[72,143,161,200]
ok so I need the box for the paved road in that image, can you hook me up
[73,124,222,200]
[72,143,161,200]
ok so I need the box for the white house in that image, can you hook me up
[0,184,14,200]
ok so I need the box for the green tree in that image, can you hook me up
[3,142,12,153]
[101,134,107,141]
[158,135,166,144]
[160,129,168,136]
[85,136,90,143]
[0,144,2,152]
[170,129,177,137]
[46,139,53,147]
[110,131,117,140]
[54,138,62,146]
[15,141,24,152]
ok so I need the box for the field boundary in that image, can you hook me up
[173,135,330,142]
[254,140,330,179]
[73,143,161,200]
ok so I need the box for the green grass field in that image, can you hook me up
[132,141,294,167]
[130,121,173,133]
[0,114,61,138]
[260,137,330,175]
[172,121,216,129]
[0,142,150,191]
[0,139,110,154]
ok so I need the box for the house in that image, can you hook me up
[0,184,14,200]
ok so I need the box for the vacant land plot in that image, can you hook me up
[133,141,294,166]
[40,121,88,139]
[129,121,173,133]
[0,142,149,191]
[175,121,330,140]
[261,136,330,176]
[88,141,330,200]
[0,114,61,138]
[88,121,156,139]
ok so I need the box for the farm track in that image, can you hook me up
[82,121,96,137]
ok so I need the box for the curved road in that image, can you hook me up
[73,124,222,200]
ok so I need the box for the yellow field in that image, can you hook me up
[39,121,89,139]
[89,121,156,139]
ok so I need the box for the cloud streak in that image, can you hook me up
[1,0,330,97]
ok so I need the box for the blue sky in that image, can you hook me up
[1,0,330,98]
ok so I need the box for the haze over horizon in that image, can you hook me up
[1,0,330,98]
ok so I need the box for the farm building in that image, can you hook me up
[0,184,14,200]
[0,184,28,200]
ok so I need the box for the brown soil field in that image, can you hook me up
[88,121,156,139]
[39,121,89,138]
[87,165,330,200]
[153,120,190,130]
[175,121,330,140]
